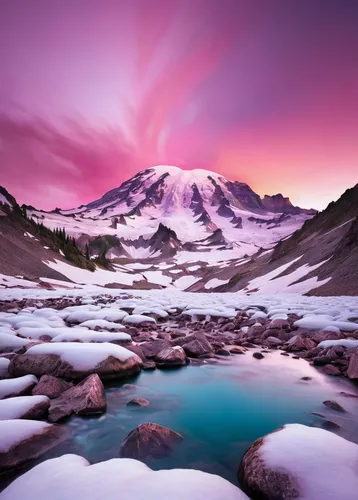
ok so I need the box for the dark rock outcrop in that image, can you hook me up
[0,421,69,470]
[120,423,183,460]
[155,347,188,368]
[8,351,142,381]
[32,375,73,399]
[48,374,106,422]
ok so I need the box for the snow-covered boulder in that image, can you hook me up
[0,375,38,399]
[123,314,156,325]
[78,319,126,330]
[238,424,358,500]
[66,309,128,324]
[154,346,188,368]
[51,329,131,344]
[120,423,183,460]
[0,332,30,353]
[0,454,249,499]
[18,326,88,340]
[0,419,68,470]
[9,343,143,380]
[48,374,106,422]
[0,358,10,378]
[0,395,50,420]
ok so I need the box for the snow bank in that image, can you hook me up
[0,332,31,349]
[0,395,49,420]
[294,316,358,332]
[204,278,229,289]
[173,276,199,289]
[0,419,51,453]
[18,326,89,340]
[0,375,38,400]
[261,424,358,500]
[26,343,135,370]
[78,319,126,330]
[123,314,156,325]
[51,330,131,343]
[67,309,128,324]
[318,339,358,349]
[0,454,249,499]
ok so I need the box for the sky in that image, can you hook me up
[0,0,357,211]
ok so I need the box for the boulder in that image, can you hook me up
[230,347,246,355]
[323,400,345,412]
[0,395,50,420]
[48,374,106,422]
[126,398,150,407]
[216,348,231,356]
[120,423,183,460]
[238,424,358,500]
[142,362,156,370]
[182,337,213,358]
[253,352,264,360]
[0,375,38,400]
[265,336,282,347]
[8,344,143,380]
[32,375,73,399]
[155,347,187,368]
[347,351,358,379]
[322,364,341,376]
[0,420,68,470]
[286,335,316,352]
[141,340,170,359]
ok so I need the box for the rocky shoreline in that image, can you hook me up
[1,293,358,498]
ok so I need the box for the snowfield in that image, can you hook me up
[0,454,249,500]
[0,287,357,333]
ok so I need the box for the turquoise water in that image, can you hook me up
[3,351,358,490]
[45,351,358,485]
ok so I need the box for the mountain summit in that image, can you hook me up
[26,166,315,259]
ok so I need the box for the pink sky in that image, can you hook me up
[0,0,357,210]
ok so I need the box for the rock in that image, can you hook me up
[32,375,73,399]
[323,400,345,412]
[0,420,69,471]
[238,430,300,499]
[21,397,50,420]
[126,398,150,407]
[8,346,143,381]
[301,376,312,381]
[120,423,183,460]
[48,374,106,422]
[182,337,213,358]
[238,423,358,500]
[124,345,146,361]
[280,352,289,356]
[268,319,290,330]
[142,361,156,370]
[216,348,231,356]
[265,336,282,346]
[230,347,246,355]
[287,335,316,352]
[253,352,264,360]
[141,340,170,359]
[339,391,358,398]
[313,355,336,366]
[220,322,235,332]
[0,375,38,400]
[322,364,341,376]
[155,347,187,368]
[347,351,358,379]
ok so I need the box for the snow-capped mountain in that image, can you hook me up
[27,166,315,260]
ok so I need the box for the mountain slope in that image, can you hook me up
[188,184,358,296]
[0,188,95,285]
[25,166,315,260]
